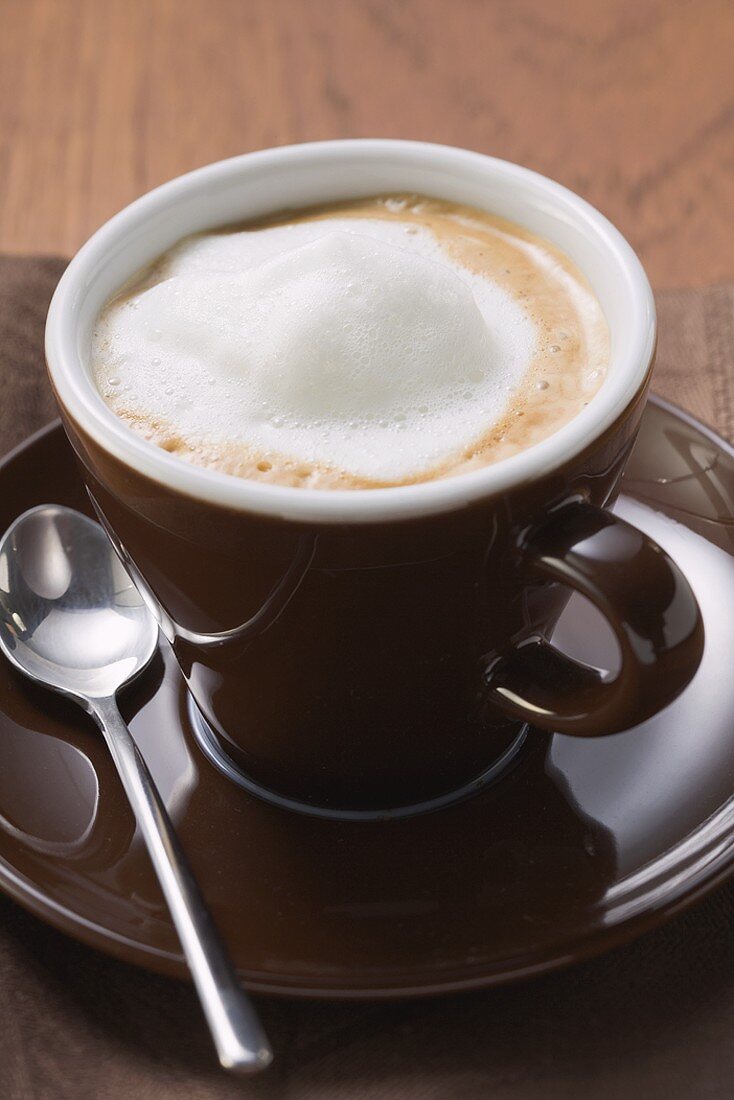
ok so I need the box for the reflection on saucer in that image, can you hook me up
[551,496,734,883]
[0,723,99,857]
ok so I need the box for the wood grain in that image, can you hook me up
[0,0,732,288]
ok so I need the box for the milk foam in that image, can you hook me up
[92,217,539,481]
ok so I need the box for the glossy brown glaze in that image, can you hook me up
[58,371,701,812]
[0,397,731,996]
[488,500,704,734]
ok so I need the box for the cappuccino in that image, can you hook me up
[91,196,609,489]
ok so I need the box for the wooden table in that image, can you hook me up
[1,0,733,288]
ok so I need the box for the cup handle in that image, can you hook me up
[484,501,704,736]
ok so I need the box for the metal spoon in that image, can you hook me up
[0,504,272,1074]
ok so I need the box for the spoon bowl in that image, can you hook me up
[0,505,157,703]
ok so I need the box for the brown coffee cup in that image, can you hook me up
[46,141,704,815]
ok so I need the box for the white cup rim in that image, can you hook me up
[46,139,656,524]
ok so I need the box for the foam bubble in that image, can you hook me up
[92,218,538,481]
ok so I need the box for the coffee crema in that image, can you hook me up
[91,195,610,489]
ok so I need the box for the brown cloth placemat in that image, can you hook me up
[0,255,733,1100]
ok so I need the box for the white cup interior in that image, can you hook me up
[46,140,656,523]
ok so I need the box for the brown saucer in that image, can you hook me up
[0,396,733,999]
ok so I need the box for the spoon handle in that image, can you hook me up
[90,695,272,1074]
